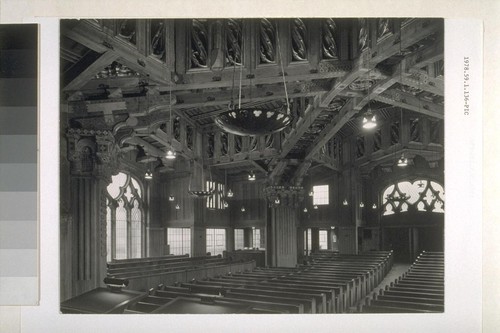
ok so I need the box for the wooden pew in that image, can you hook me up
[358,251,444,313]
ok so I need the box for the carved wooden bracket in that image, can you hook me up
[264,185,304,208]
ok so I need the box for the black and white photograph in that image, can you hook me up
[0,0,495,331]
[59,17,445,315]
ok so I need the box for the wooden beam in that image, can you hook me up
[63,51,118,91]
[319,18,443,109]
[251,160,268,175]
[63,20,169,84]
[123,136,166,158]
[374,88,444,119]
[304,98,356,160]
[277,95,323,159]
[398,74,444,96]
[175,60,352,91]
[149,128,195,160]
[268,160,288,184]
[312,155,340,171]
[290,159,312,186]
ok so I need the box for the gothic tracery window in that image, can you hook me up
[106,172,145,261]
[381,179,444,216]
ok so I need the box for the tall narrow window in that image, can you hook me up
[304,228,312,255]
[313,185,329,205]
[105,172,145,261]
[206,228,226,256]
[234,229,244,250]
[206,181,226,210]
[252,228,261,249]
[167,228,191,256]
[319,230,328,250]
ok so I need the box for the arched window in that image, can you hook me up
[106,172,145,261]
[381,179,444,216]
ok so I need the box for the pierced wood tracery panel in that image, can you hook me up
[291,18,308,62]
[322,18,338,60]
[358,18,369,52]
[356,135,365,159]
[191,19,209,68]
[410,117,420,142]
[226,19,243,65]
[377,18,393,41]
[260,19,277,64]
[390,120,400,145]
[117,19,137,44]
[150,20,166,59]
[373,128,382,152]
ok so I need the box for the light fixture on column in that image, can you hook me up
[241,206,246,212]
[397,153,408,167]
[303,207,308,213]
[359,201,365,208]
[308,190,314,197]
[248,170,256,181]
[166,149,176,160]
[214,22,291,136]
[224,170,234,198]
[144,160,153,180]
[372,203,377,209]
[274,196,281,205]
[223,201,229,208]
[166,82,177,160]
[343,199,348,206]
[168,195,175,201]
[175,204,180,210]
[313,205,318,210]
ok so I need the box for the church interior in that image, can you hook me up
[59,17,445,314]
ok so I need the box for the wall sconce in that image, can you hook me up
[359,202,365,208]
[372,203,377,209]
[303,207,308,213]
[343,199,348,206]
[313,205,318,210]
[175,204,180,210]
[241,206,246,212]
[169,195,175,201]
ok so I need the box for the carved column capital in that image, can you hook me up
[264,185,304,208]
[66,128,118,181]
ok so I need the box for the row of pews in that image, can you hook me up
[358,251,444,313]
[121,251,393,314]
[107,254,256,291]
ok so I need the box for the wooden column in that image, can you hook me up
[270,206,299,267]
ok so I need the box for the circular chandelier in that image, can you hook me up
[215,106,291,136]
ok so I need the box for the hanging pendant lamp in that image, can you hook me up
[214,22,291,136]
[362,70,377,129]
[166,82,177,159]
[362,109,377,129]
[188,161,215,197]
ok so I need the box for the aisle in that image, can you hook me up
[351,263,410,312]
